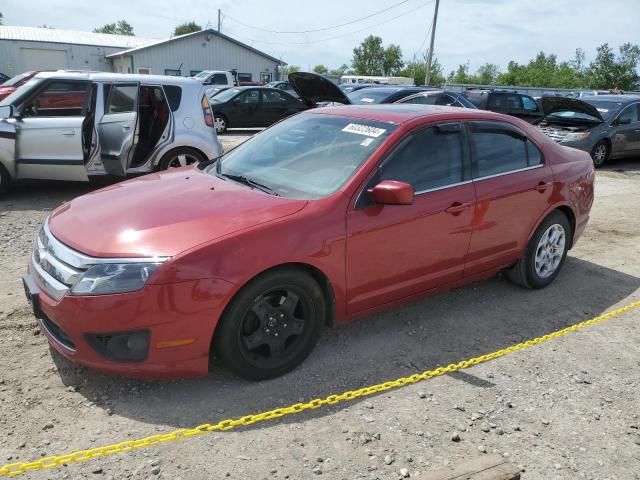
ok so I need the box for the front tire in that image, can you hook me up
[213,115,228,134]
[507,211,571,289]
[157,147,207,170]
[591,140,609,168]
[213,268,325,380]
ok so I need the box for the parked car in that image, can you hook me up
[338,83,380,94]
[289,72,434,107]
[208,87,306,133]
[464,89,542,122]
[395,90,478,108]
[265,81,298,97]
[0,71,38,101]
[0,72,222,194]
[24,104,594,380]
[535,95,640,167]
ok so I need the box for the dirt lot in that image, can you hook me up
[0,137,639,479]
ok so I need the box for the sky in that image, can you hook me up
[2,0,639,75]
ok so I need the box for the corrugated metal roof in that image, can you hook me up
[106,29,285,65]
[0,26,158,49]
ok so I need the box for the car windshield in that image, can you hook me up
[348,88,400,104]
[210,88,242,103]
[213,113,396,199]
[194,71,211,79]
[581,100,624,121]
[265,82,278,87]
[0,78,43,106]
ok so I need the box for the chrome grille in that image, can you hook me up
[537,125,569,143]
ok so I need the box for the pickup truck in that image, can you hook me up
[192,70,238,92]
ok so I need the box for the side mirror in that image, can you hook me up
[369,180,414,205]
[616,117,632,125]
[0,105,14,119]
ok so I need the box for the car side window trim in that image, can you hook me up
[467,120,545,181]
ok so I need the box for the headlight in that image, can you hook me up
[71,263,161,295]
[563,131,590,141]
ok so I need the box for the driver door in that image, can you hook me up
[14,79,90,181]
[97,83,139,176]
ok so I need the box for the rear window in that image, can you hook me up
[163,85,182,111]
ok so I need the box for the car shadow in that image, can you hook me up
[51,255,640,431]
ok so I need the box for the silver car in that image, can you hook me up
[0,72,223,194]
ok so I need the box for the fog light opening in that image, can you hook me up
[85,330,150,362]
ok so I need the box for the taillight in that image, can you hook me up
[201,95,214,127]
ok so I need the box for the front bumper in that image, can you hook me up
[24,262,235,379]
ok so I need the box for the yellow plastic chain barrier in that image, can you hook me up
[2,299,639,477]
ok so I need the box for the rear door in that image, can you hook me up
[14,79,90,181]
[465,121,553,276]
[97,83,139,176]
[229,89,262,127]
[261,90,296,125]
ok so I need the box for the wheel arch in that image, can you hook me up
[155,146,208,171]
[527,204,577,251]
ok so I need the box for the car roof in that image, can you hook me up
[582,94,640,103]
[33,71,202,86]
[308,104,510,124]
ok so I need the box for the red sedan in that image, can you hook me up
[24,105,594,380]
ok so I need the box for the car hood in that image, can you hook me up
[289,72,351,107]
[539,97,603,122]
[48,168,308,258]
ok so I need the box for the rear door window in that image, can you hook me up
[471,122,530,177]
[263,90,289,103]
[106,84,138,114]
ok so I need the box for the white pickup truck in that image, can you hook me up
[192,71,239,93]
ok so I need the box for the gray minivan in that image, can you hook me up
[0,72,223,194]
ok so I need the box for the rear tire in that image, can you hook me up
[590,140,609,168]
[213,268,325,380]
[507,211,571,289]
[157,147,207,170]
[0,163,10,196]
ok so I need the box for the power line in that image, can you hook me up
[229,0,435,46]
[223,0,411,34]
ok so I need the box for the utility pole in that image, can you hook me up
[424,0,440,86]
[217,9,221,32]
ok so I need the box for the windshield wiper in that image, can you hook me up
[220,172,280,196]
[198,155,222,170]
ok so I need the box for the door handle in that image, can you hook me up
[534,181,552,192]
[445,202,471,215]
[61,130,75,136]
[122,125,131,131]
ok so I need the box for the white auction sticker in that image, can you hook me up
[342,123,386,138]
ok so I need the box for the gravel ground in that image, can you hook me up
[0,138,639,479]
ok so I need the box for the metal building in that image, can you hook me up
[0,26,155,74]
[0,26,285,82]
[108,29,286,83]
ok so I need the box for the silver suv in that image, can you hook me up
[0,72,223,194]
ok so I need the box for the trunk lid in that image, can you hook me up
[288,72,351,107]
[48,167,308,258]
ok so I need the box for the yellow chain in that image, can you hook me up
[2,299,639,477]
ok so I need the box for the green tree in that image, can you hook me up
[352,35,385,75]
[174,21,201,36]
[313,64,329,74]
[93,20,134,36]
[476,63,500,85]
[397,53,444,86]
[448,64,471,84]
[330,64,350,76]
[282,65,300,76]
[383,44,404,75]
